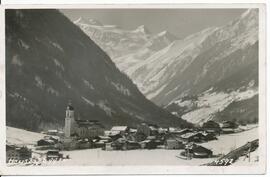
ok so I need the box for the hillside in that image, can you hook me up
[74,17,178,80]
[76,10,258,105]
[6,126,44,145]
[6,9,190,131]
[74,9,259,125]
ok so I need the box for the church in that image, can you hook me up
[64,101,105,138]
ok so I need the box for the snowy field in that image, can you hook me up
[180,88,258,124]
[6,126,258,166]
[6,126,45,145]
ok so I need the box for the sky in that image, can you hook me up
[61,9,246,38]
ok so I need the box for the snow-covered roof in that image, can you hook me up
[111,126,128,131]
[104,131,120,136]
[181,132,202,139]
[130,128,137,133]
[48,130,58,133]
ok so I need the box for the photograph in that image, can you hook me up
[0,3,267,175]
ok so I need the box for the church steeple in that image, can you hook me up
[66,100,74,118]
[64,100,76,137]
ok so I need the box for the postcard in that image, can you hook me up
[0,3,266,175]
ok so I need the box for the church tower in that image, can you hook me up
[64,101,76,137]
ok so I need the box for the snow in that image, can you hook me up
[47,87,59,96]
[64,80,72,89]
[6,126,44,145]
[147,84,167,100]
[180,89,258,124]
[11,55,23,66]
[83,79,94,90]
[201,126,258,156]
[133,25,148,33]
[111,126,128,131]
[53,58,64,71]
[97,100,113,116]
[35,76,45,89]
[18,39,30,50]
[49,41,64,52]
[233,148,259,166]
[81,96,95,106]
[124,27,217,97]
[73,10,258,105]
[111,82,131,96]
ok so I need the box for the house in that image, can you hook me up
[180,132,205,143]
[165,139,185,149]
[134,131,147,142]
[60,137,78,150]
[201,132,217,141]
[64,101,105,138]
[158,127,167,134]
[202,120,221,135]
[46,149,63,160]
[75,120,105,138]
[168,128,193,135]
[110,126,129,136]
[47,130,59,136]
[37,139,55,146]
[184,143,213,158]
[104,142,114,151]
[6,145,32,163]
[137,123,159,136]
[140,139,157,149]
[221,121,239,134]
[93,136,112,148]
[77,139,92,149]
[221,120,239,128]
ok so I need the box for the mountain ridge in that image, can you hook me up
[6,9,191,131]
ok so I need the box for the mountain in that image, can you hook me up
[162,9,259,125]
[6,9,191,132]
[74,18,178,71]
[125,9,258,104]
[75,9,258,125]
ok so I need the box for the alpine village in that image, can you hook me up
[6,9,259,166]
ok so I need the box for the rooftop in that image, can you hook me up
[111,126,128,131]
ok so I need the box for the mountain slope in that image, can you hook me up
[126,9,258,104]
[73,9,259,125]
[74,18,178,73]
[6,9,190,131]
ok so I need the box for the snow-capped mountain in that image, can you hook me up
[75,9,258,125]
[162,9,259,125]
[126,9,258,105]
[74,18,178,70]
[6,9,190,131]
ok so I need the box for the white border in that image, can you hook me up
[0,3,267,175]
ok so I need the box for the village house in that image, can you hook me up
[6,145,32,163]
[165,138,185,149]
[77,138,93,149]
[220,120,239,134]
[75,120,105,138]
[37,139,55,146]
[60,137,78,150]
[184,143,213,158]
[176,128,193,135]
[64,102,105,139]
[137,123,158,136]
[180,132,205,143]
[110,126,129,136]
[46,130,58,136]
[202,120,221,135]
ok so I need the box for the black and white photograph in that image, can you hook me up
[0,3,267,175]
